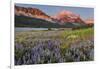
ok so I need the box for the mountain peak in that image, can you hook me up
[57,10,80,17]
[58,10,73,15]
[15,6,52,21]
[52,10,84,24]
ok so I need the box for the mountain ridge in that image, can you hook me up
[15,6,93,28]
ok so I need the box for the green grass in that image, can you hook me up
[62,28,94,40]
[59,28,94,54]
[15,27,94,47]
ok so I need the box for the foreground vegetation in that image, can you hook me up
[15,28,94,65]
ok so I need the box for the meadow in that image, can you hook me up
[15,28,94,65]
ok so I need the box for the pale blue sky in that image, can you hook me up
[15,3,94,20]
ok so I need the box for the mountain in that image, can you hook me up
[15,6,88,28]
[15,6,52,21]
[52,10,85,25]
[85,18,94,27]
[15,15,81,28]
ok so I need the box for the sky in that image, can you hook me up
[15,3,94,20]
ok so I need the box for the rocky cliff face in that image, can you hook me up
[52,10,85,25]
[15,6,52,21]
